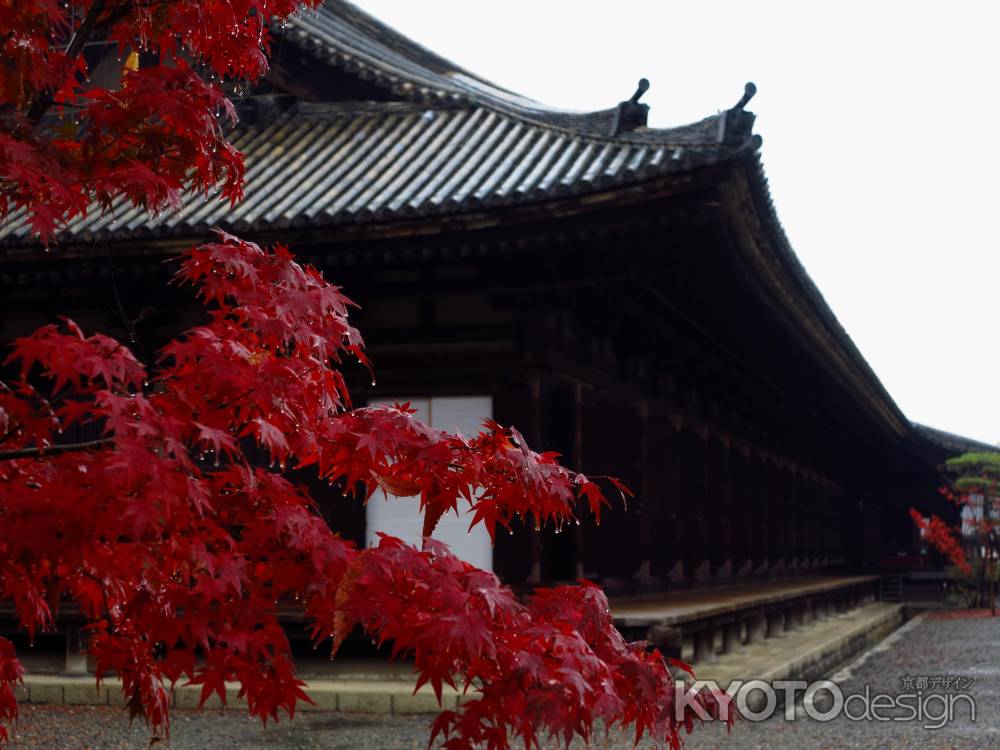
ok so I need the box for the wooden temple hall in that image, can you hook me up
[0,0,977,620]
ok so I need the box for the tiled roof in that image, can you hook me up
[912,423,1000,457]
[0,1,760,245]
[282,1,727,141]
[2,101,748,244]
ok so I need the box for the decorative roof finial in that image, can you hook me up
[718,81,758,147]
[630,78,650,105]
[733,81,756,112]
[610,78,650,136]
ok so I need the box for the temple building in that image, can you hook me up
[0,0,981,595]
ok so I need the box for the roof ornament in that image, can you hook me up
[610,78,650,136]
[232,93,290,127]
[718,81,758,146]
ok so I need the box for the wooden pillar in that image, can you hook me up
[765,610,785,638]
[814,478,823,566]
[820,483,834,566]
[580,394,644,584]
[665,417,687,584]
[751,453,768,577]
[732,447,753,579]
[65,623,88,675]
[634,402,655,585]
[836,485,847,565]
[788,468,801,573]
[781,465,793,573]
[527,376,543,583]
[718,438,734,580]
[686,427,711,581]
[573,383,585,580]
[766,462,779,574]
[538,379,580,582]
[773,462,788,575]
[746,613,767,644]
[804,475,815,566]
[720,621,742,654]
[815,477,825,566]
[707,435,732,581]
[648,415,682,582]
[693,629,716,664]
[799,475,811,569]
[493,381,545,583]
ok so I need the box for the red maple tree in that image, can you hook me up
[911,451,1000,613]
[0,2,728,748]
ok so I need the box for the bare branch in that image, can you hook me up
[27,0,106,123]
[0,437,113,461]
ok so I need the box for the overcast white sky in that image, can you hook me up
[357,1,1000,445]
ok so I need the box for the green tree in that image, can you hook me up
[912,451,1000,613]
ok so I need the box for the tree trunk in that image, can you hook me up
[990,540,997,617]
[978,540,987,610]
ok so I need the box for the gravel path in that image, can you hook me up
[681,611,1000,750]
[7,612,999,749]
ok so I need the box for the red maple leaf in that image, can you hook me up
[0,2,700,746]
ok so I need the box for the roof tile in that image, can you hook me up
[0,1,758,246]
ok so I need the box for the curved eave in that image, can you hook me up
[0,102,749,249]
[280,2,723,143]
[0,160,733,263]
[0,141,947,455]
[719,154,911,441]
[913,423,999,459]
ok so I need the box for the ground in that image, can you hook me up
[7,613,999,749]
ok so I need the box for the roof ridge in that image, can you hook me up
[288,98,730,150]
[316,0,517,95]
[295,99,466,116]
[282,1,735,146]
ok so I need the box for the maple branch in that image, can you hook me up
[106,249,151,365]
[26,0,134,126]
[27,0,106,124]
[0,438,114,461]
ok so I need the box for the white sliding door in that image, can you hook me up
[364,396,493,571]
